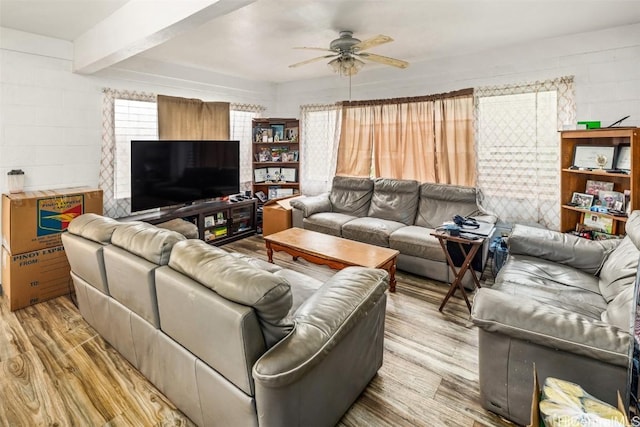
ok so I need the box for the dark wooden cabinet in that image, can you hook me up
[123,199,257,245]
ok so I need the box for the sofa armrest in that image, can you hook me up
[252,267,388,426]
[289,193,331,218]
[471,288,630,367]
[508,224,619,274]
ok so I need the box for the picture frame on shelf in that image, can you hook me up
[570,192,594,209]
[572,145,615,169]
[598,190,624,209]
[584,213,614,234]
[285,127,299,142]
[585,180,614,196]
[258,148,270,162]
[270,124,285,141]
[280,168,297,182]
[268,185,280,200]
[614,145,631,171]
[253,168,268,183]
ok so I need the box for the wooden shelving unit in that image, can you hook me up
[252,118,300,200]
[560,128,639,235]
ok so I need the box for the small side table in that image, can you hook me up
[431,231,486,313]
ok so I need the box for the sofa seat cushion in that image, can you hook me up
[367,178,419,225]
[329,176,374,216]
[494,254,606,319]
[342,217,406,248]
[303,212,357,237]
[389,226,446,262]
[273,269,324,314]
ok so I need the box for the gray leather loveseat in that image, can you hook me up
[61,213,388,427]
[471,212,640,425]
[290,176,496,284]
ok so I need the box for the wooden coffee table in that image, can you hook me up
[263,228,399,292]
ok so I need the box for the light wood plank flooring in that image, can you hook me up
[0,235,514,426]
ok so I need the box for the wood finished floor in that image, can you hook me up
[0,235,514,427]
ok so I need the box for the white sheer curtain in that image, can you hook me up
[300,104,341,195]
[230,103,265,192]
[101,88,156,218]
[474,76,575,230]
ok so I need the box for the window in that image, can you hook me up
[476,91,559,228]
[230,109,260,190]
[113,99,158,199]
[300,105,341,195]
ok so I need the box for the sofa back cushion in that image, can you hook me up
[329,176,373,216]
[168,240,293,348]
[367,178,419,225]
[599,213,640,302]
[111,222,185,265]
[68,213,121,244]
[415,183,480,228]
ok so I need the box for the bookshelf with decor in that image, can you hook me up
[252,118,301,200]
[560,128,639,236]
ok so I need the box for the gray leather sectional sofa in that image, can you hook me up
[290,176,496,284]
[61,213,388,427]
[472,212,640,425]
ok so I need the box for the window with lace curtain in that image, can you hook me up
[475,76,575,230]
[299,104,341,195]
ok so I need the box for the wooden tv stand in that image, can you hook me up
[122,198,257,246]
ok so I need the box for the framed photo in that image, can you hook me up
[585,180,614,196]
[253,168,268,183]
[584,213,614,234]
[285,127,299,141]
[598,190,624,208]
[570,192,594,209]
[572,145,615,169]
[280,167,297,182]
[615,145,631,170]
[270,124,285,141]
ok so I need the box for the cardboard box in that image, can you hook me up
[528,366,630,427]
[2,187,103,254]
[262,195,305,236]
[2,245,72,311]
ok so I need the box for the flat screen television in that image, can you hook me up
[131,140,240,213]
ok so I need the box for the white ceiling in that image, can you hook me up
[2,0,640,83]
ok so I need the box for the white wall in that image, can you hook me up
[274,23,640,129]
[0,28,276,195]
[0,28,275,288]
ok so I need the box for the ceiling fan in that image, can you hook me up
[289,31,409,76]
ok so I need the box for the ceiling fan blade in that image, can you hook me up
[357,52,409,69]
[289,54,338,68]
[352,34,393,51]
[293,46,336,53]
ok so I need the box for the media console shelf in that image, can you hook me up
[122,199,257,246]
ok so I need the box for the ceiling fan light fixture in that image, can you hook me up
[328,56,365,76]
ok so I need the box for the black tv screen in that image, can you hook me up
[131,140,240,212]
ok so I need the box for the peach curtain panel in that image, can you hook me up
[157,95,230,140]
[335,106,375,176]
[434,95,475,185]
[337,89,475,186]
